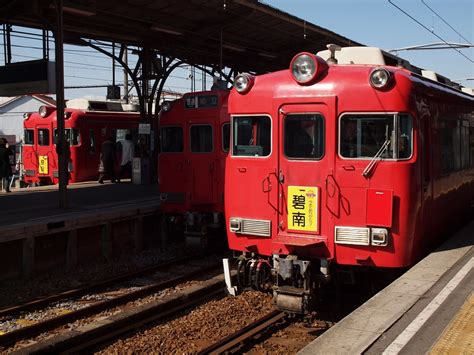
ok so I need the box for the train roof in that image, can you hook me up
[65,99,140,112]
[316,46,472,96]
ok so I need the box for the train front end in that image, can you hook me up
[158,90,230,247]
[225,49,419,313]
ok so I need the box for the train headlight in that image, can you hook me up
[369,68,392,89]
[39,105,51,118]
[229,218,241,233]
[290,52,328,85]
[371,228,388,246]
[161,101,171,112]
[234,73,254,94]
[64,112,72,119]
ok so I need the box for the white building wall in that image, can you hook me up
[0,97,48,143]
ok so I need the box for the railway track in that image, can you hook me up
[198,309,288,354]
[0,254,224,350]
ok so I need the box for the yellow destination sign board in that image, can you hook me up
[38,155,48,174]
[287,186,319,233]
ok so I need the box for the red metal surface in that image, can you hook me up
[366,188,393,227]
[225,58,474,269]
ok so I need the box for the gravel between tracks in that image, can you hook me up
[97,290,275,354]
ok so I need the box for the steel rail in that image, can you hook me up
[0,255,192,317]
[198,309,287,354]
[0,260,221,348]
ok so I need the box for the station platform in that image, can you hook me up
[0,180,161,227]
[299,220,474,355]
[0,181,162,280]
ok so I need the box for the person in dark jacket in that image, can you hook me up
[98,135,117,184]
[0,138,12,192]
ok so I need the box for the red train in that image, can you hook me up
[22,99,139,185]
[158,89,230,246]
[225,46,474,313]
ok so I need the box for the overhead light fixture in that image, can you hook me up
[223,44,245,52]
[258,52,277,59]
[62,6,96,16]
[151,25,183,35]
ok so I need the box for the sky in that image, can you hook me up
[0,0,473,100]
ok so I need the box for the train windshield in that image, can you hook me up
[190,125,213,153]
[24,129,34,145]
[339,114,412,159]
[232,116,271,157]
[53,129,81,146]
[284,114,324,159]
[161,126,183,153]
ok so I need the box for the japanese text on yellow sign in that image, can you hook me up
[287,186,319,232]
[38,155,48,174]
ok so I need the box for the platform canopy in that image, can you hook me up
[0,0,361,73]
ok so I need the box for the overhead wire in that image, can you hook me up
[387,0,473,63]
[420,0,472,45]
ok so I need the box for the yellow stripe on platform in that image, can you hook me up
[430,293,474,354]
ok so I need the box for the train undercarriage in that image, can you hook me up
[231,253,401,314]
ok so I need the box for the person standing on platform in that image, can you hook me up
[98,134,117,184]
[118,133,134,182]
[0,138,12,192]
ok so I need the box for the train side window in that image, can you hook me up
[70,128,81,146]
[190,125,213,153]
[284,114,324,159]
[340,114,395,159]
[232,115,271,157]
[24,129,34,145]
[38,129,50,146]
[398,114,413,159]
[161,126,183,153]
[89,129,96,153]
[461,121,470,168]
[222,123,230,152]
[440,119,461,174]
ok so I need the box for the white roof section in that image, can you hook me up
[461,87,474,95]
[317,46,388,65]
[66,99,130,112]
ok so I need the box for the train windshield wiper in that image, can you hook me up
[362,140,390,177]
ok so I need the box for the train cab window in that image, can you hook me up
[222,123,230,152]
[53,129,81,146]
[284,114,324,159]
[190,125,213,153]
[340,114,412,160]
[37,129,50,146]
[24,129,34,145]
[232,116,271,157]
[161,126,183,153]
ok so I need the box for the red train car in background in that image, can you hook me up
[158,89,230,246]
[22,99,140,185]
[225,46,474,313]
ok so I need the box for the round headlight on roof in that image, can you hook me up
[39,105,50,118]
[234,73,255,94]
[161,101,171,112]
[369,68,392,89]
[290,52,328,85]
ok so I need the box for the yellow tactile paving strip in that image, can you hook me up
[429,293,474,354]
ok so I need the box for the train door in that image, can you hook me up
[276,103,332,247]
[189,123,214,203]
[35,124,53,181]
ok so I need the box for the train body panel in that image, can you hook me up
[23,103,140,185]
[225,49,474,312]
